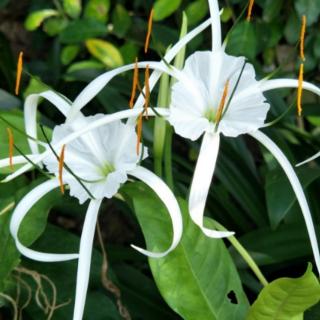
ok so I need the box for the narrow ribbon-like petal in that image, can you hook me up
[128,166,183,257]
[259,79,320,97]
[73,199,102,320]
[208,0,222,51]
[189,132,234,238]
[10,179,79,262]
[297,151,320,166]
[2,108,170,183]
[24,91,71,156]
[250,130,320,275]
[0,155,31,169]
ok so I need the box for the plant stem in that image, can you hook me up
[164,125,174,190]
[213,220,269,287]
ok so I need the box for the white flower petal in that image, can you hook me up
[24,91,71,156]
[73,199,102,320]
[259,79,320,96]
[250,130,320,275]
[189,132,234,238]
[208,0,222,51]
[297,151,320,167]
[9,179,79,262]
[128,166,183,258]
[2,108,170,183]
[0,155,33,169]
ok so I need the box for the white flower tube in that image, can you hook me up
[189,132,234,238]
[9,178,79,262]
[250,130,320,275]
[129,166,183,257]
[208,0,221,51]
[73,199,102,320]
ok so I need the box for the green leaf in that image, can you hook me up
[185,0,208,26]
[59,19,107,44]
[112,4,132,38]
[123,182,249,320]
[43,17,69,36]
[265,167,320,229]
[263,0,284,22]
[63,0,82,19]
[246,264,320,319]
[294,0,320,26]
[0,89,21,110]
[86,38,123,68]
[284,10,300,44]
[153,0,182,21]
[84,0,110,23]
[25,9,59,31]
[226,21,258,60]
[61,45,80,65]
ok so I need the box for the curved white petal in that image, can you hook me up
[68,62,181,121]
[259,79,320,97]
[24,91,71,156]
[9,179,79,262]
[189,132,234,238]
[0,155,34,169]
[2,108,170,183]
[208,0,222,51]
[73,199,102,320]
[128,166,183,258]
[297,151,320,167]
[250,130,320,275]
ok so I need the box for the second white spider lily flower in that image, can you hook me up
[167,0,320,274]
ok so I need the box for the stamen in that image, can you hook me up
[297,63,304,117]
[136,113,143,155]
[144,65,150,118]
[144,8,154,53]
[15,52,23,96]
[7,128,14,171]
[58,145,66,194]
[216,80,230,124]
[129,58,139,108]
[300,15,306,61]
[246,0,255,22]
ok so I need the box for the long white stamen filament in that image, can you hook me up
[189,132,234,238]
[250,130,320,275]
[9,179,79,262]
[297,152,320,166]
[2,108,170,183]
[73,199,102,320]
[129,166,183,257]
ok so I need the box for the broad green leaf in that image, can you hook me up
[43,17,69,36]
[86,39,123,68]
[84,0,110,23]
[247,264,320,319]
[25,9,59,31]
[153,0,182,21]
[120,42,139,64]
[123,182,249,320]
[226,21,258,60]
[0,89,21,110]
[61,45,80,65]
[294,0,320,26]
[284,10,300,44]
[112,4,132,38]
[185,0,208,26]
[63,0,82,19]
[59,19,107,44]
[265,167,320,229]
[263,0,284,22]
[65,60,105,82]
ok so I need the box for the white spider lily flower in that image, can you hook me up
[5,93,182,320]
[165,0,320,274]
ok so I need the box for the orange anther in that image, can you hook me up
[246,0,255,22]
[15,52,23,95]
[216,80,230,124]
[58,145,66,194]
[144,65,150,118]
[300,15,307,61]
[129,58,139,108]
[144,8,154,53]
[136,113,143,155]
[297,63,304,116]
[6,128,14,171]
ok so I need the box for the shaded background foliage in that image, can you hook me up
[0,0,320,319]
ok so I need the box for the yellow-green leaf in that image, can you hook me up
[63,0,82,19]
[153,0,182,21]
[25,9,59,31]
[84,0,110,23]
[85,38,123,68]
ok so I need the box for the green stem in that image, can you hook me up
[164,125,174,190]
[213,220,269,287]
